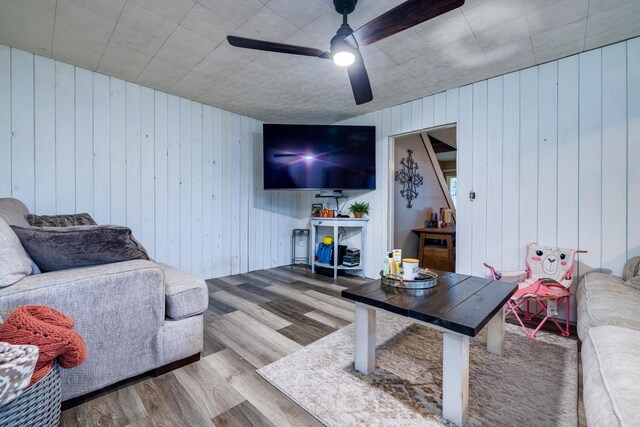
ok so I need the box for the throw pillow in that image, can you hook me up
[623,256,640,281]
[625,276,640,291]
[0,217,33,287]
[11,225,150,272]
[26,213,96,227]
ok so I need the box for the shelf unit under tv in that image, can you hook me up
[310,217,367,279]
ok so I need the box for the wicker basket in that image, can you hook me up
[0,363,61,427]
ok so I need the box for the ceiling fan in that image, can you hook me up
[227,0,464,105]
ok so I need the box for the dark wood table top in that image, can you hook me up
[412,226,456,235]
[342,271,517,337]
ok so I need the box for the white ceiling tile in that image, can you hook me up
[380,33,431,65]
[588,0,638,15]
[360,48,396,73]
[55,0,117,39]
[129,0,196,23]
[164,26,218,58]
[525,0,588,35]
[585,22,640,51]
[432,36,487,67]
[522,0,562,14]
[0,1,55,56]
[52,40,102,70]
[61,0,126,21]
[401,53,449,80]
[109,23,165,57]
[136,58,190,87]
[283,30,329,52]
[483,37,533,64]
[415,10,474,51]
[0,24,53,58]
[188,60,236,81]
[300,10,342,46]
[459,0,493,12]
[462,0,525,34]
[98,41,153,80]
[197,0,264,27]
[117,2,177,39]
[234,6,299,42]
[154,43,204,69]
[53,23,108,59]
[490,54,536,77]
[531,19,586,52]
[586,1,640,38]
[181,3,239,44]
[266,0,330,29]
[474,16,529,51]
[53,22,108,55]
[533,38,584,64]
[201,42,261,70]
[0,0,637,124]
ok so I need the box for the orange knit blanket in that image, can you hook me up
[0,305,88,385]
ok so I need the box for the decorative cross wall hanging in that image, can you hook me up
[395,149,423,208]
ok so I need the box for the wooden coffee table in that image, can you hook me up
[341,271,517,426]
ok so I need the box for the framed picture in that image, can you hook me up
[311,203,323,217]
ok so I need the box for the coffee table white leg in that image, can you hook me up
[354,303,376,374]
[486,306,505,355]
[442,333,469,427]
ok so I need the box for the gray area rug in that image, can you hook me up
[258,311,578,426]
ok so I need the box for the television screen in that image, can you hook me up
[263,124,376,190]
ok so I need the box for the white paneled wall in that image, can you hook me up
[2,36,639,295]
[335,37,640,304]
[0,45,308,279]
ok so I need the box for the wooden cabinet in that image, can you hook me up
[412,227,456,272]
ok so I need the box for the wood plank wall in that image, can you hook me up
[332,37,640,314]
[2,37,639,298]
[0,45,308,279]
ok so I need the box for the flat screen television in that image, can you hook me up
[263,124,376,190]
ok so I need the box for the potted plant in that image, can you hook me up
[349,201,370,218]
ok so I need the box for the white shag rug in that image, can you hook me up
[258,312,578,426]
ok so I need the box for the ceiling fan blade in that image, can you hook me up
[347,53,373,105]
[227,35,329,58]
[353,0,465,47]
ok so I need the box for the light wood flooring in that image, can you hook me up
[60,265,586,426]
[60,265,367,427]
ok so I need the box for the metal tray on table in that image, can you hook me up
[380,270,438,289]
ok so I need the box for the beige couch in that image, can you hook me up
[0,198,209,401]
[576,257,640,427]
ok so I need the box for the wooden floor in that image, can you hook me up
[60,265,368,427]
[60,265,586,426]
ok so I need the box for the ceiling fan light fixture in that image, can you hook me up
[333,50,355,66]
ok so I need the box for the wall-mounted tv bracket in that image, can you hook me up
[314,192,347,213]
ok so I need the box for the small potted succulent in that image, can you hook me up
[348,201,370,218]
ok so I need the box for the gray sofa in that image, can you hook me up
[0,198,209,401]
[576,257,640,427]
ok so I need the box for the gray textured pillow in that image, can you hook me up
[11,225,149,272]
[26,213,96,227]
[0,217,33,287]
[625,276,640,290]
[623,257,640,281]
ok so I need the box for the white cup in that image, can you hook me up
[402,258,419,280]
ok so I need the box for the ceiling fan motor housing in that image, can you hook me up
[334,0,357,15]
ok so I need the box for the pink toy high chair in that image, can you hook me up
[484,243,586,338]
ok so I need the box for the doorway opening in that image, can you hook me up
[388,124,457,272]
